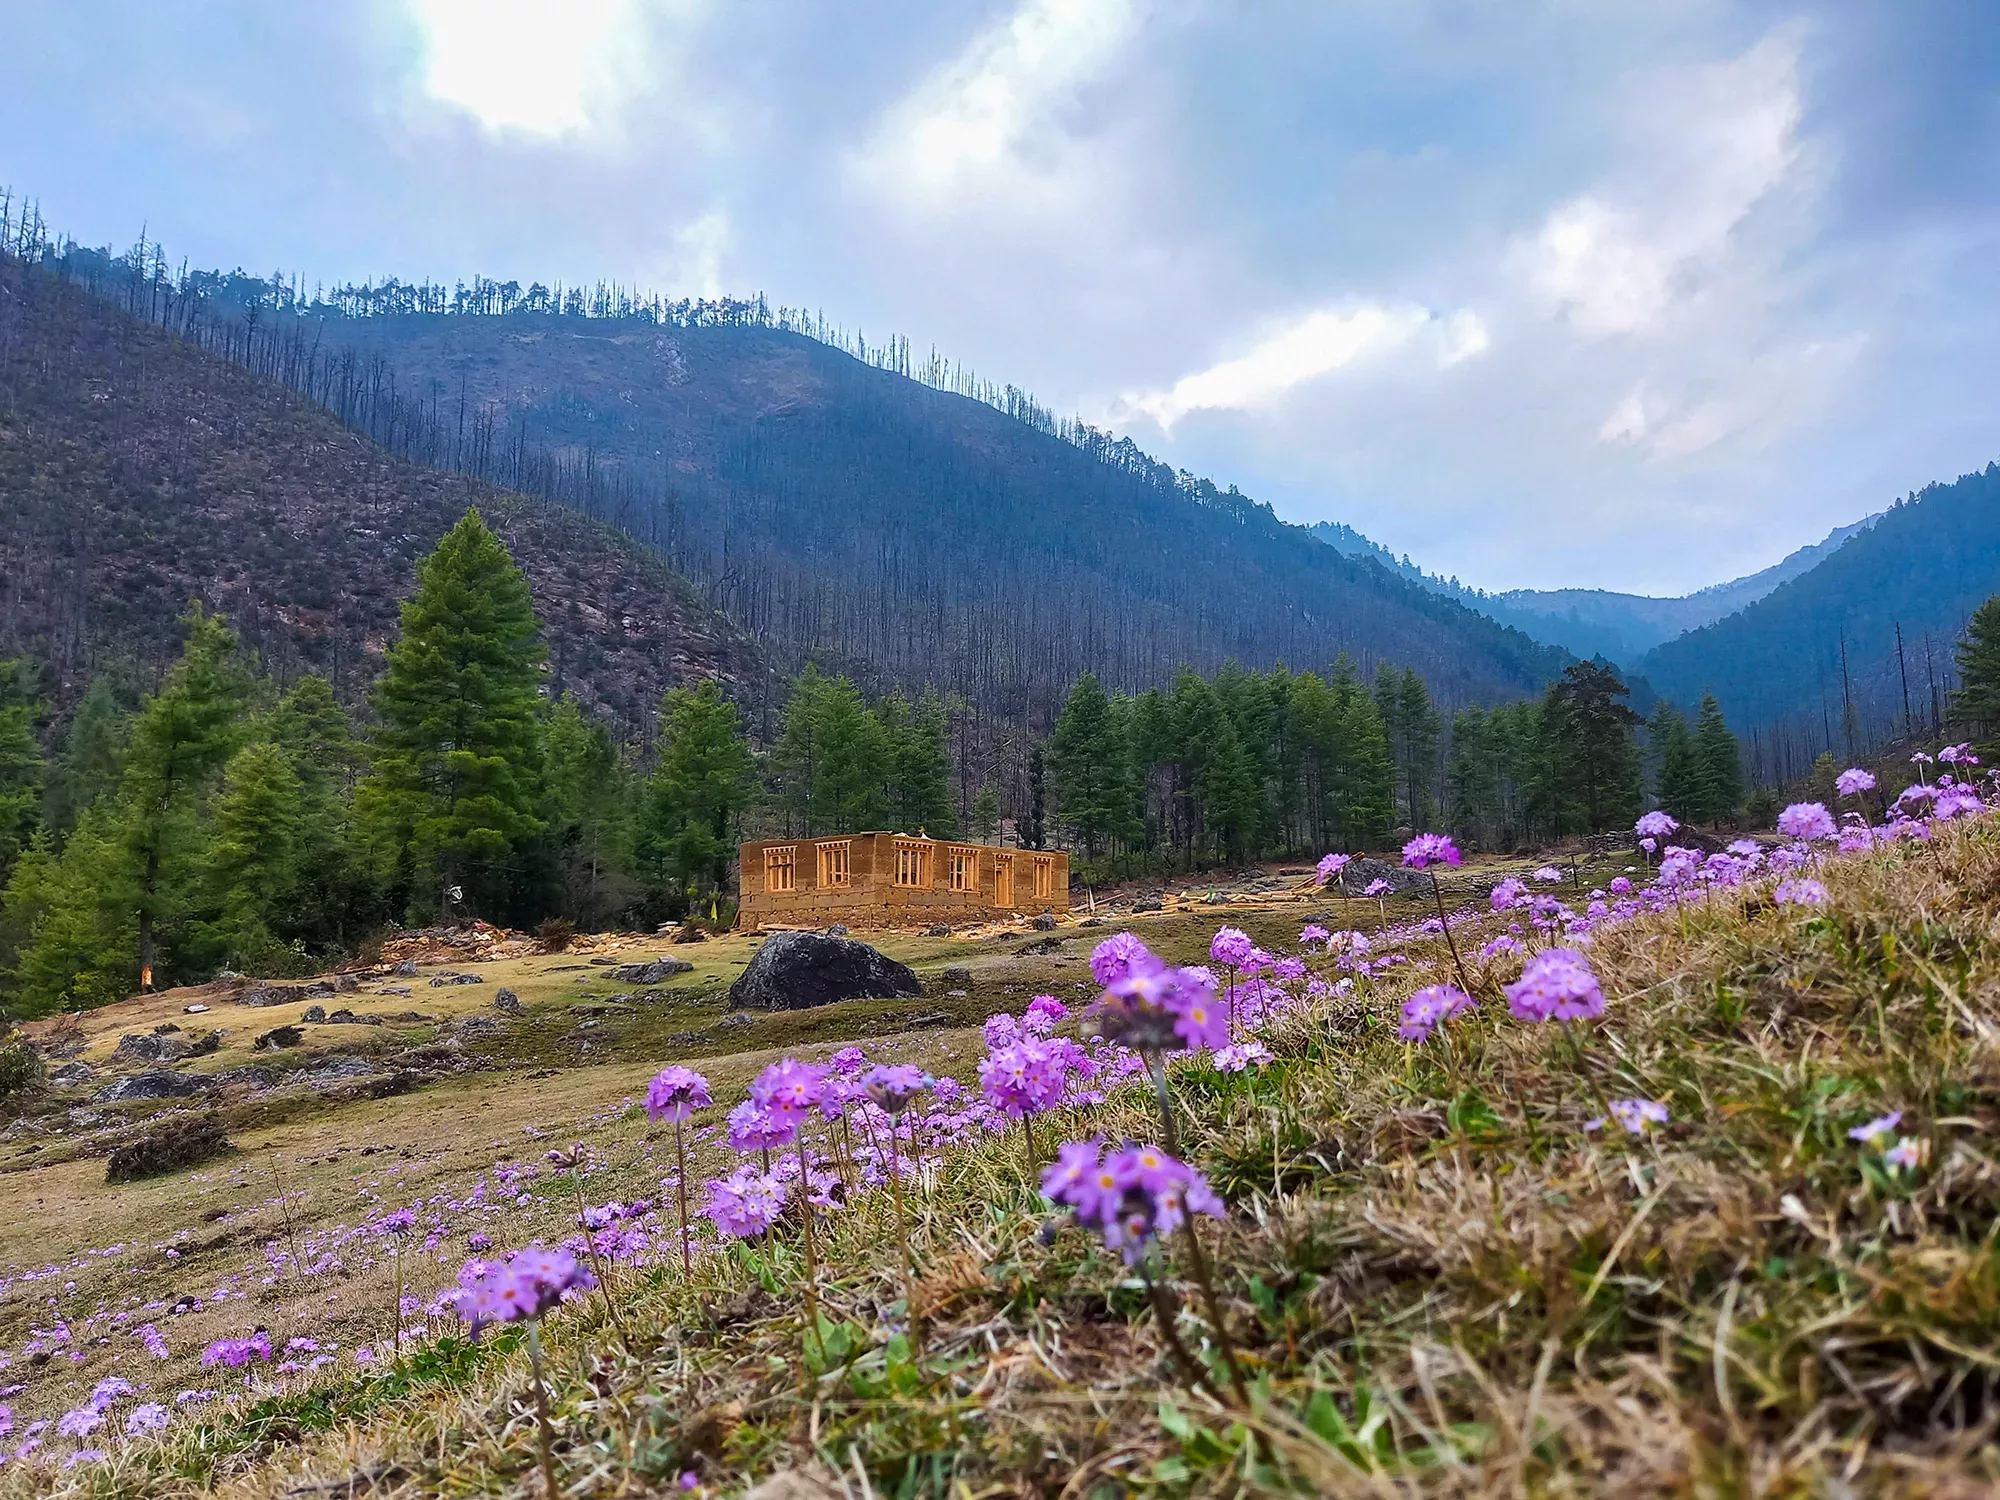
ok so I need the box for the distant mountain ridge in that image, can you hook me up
[1309,515,1881,663]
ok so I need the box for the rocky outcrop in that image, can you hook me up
[726,932,923,1012]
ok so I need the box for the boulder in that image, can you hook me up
[393,959,420,977]
[825,923,851,938]
[49,1060,96,1087]
[301,1005,327,1024]
[107,1113,232,1183]
[214,1065,278,1091]
[305,1055,380,1081]
[236,985,296,1009]
[670,924,709,944]
[324,1009,383,1026]
[922,924,952,938]
[254,1026,304,1050]
[186,1031,222,1057]
[493,988,522,1014]
[97,1070,209,1103]
[726,931,924,1013]
[612,958,693,985]
[1031,913,1059,931]
[1334,857,1426,896]
[113,1033,187,1065]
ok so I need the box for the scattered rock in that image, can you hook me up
[187,1031,221,1057]
[716,1013,757,1032]
[1081,917,1105,927]
[113,1032,188,1065]
[904,1012,952,1028]
[493,988,521,1014]
[825,923,851,938]
[922,924,952,938]
[1133,897,1164,913]
[1015,936,1064,956]
[427,973,484,988]
[96,1070,209,1103]
[941,966,973,984]
[305,1056,380,1081]
[301,1005,327,1024]
[214,1065,278,1091]
[107,1113,232,1183]
[671,924,709,944]
[49,1060,96,1087]
[612,958,694,985]
[589,957,620,967]
[334,973,359,992]
[153,1022,182,1035]
[1332,857,1426,896]
[254,1026,305,1051]
[323,1010,384,1026]
[725,931,924,1012]
[393,959,420,977]
[451,1015,499,1035]
[237,984,306,1008]
[1031,913,1059,931]
[377,986,413,998]
[182,1003,210,1015]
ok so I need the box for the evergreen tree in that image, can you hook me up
[1047,672,1121,856]
[634,680,753,919]
[1953,594,2000,753]
[197,741,305,971]
[886,689,956,837]
[543,695,634,927]
[121,604,251,988]
[269,675,365,945]
[1650,704,1702,822]
[42,674,127,839]
[1542,661,1643,834]
[1023,744,1047,850]
[1328,660,1395,849]
[968,782,1001,841]
[5,810,134,1016]
[774,666,891,834]
[357,509,548,922]
[1397,667,1441,829]
[1691,693,1744,824]
[0,659,43,888]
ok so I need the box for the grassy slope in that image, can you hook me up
[9,829,2000,1496]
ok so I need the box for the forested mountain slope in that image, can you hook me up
[0,263,754,733]
[128,276,1572,721]
[1638,464,2000,751]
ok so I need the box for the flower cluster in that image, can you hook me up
[644,1067,713,1122]
[1401,833,1462,870]
[450,1246,596,1338]
[1504,948,1605,1023]
[1088,937,1228,1052]
[1040,1140,1224,1264]
[1397,984,1474,1043]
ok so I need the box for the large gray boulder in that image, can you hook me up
[613,958,693,984]
[726,932,923,1012]
[97,1070,209,1103]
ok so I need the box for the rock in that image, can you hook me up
[49,1060,96,1087]
[922,924,953,937]
[1031,913,1059,931]
[96,1070,210,1103]
[726,931,924,1012]
[334,973,359,992]
[633,988,675,1005]
[671,924,709,944]
[825,923,851,938]
[1081,917,1105,927]
[493,988,522,1014]
[612,958,693,984]
[305,1055,380,1081]
[187,1031,222,1057]
[1133,897,1164,912]
[393,959,420,977]
[941,966,973,984]
[377,986,413,998]
[254,1026,304,1050]
[236,985,296,1008]
[214,1065,278,1090]
[113,1033,187,1065]
[153,1022,182,1035]
[428,973,482,987]
[301,1005,327,1024]
[716,1013,756,1031]
[905,1012,953,1029]
[324,1009,384,1026]
[107,1113,232,1183]
[589,956,620,966]
[183,1003,210,1014]
[450,1015,499,1036]
[1334,857,1426,896]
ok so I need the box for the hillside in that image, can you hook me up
[1639,463,2000,752]
[0,261,756,732]
[1311,515,1881,662]
[90,262,1574,718]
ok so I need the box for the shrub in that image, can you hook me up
[106,1112,234,1182]
[538,918,576,953]
[0,1030,44,1100]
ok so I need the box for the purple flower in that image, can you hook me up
[700,1166,788,1240]
[862,1064,934,1115]
[1299,923,1330,945]
[1211,1041,1272,1072]
[1533,866,1561,883]
[1608,876,1633,896]
[56,1406,103,1438]
[1885,1138,1922,1170]
[1848,1110,1901,1144]
[201,1332,273,1368]
[1835,767,1876,798]
[1397,984,1474,1043]
[371,1208,417,1237]
[1091,956,1220,1053]
[1024,993,1070,1032]
[979,1037,1071,1118]
[1489,877,1526,912]
[1777,802,1837,841]
[1601,1098,1668,1135]
[1401,833,1462,870]
[644,1066,713,1123]
[1772,878,1827,907]
[451,1246,596,1337]
[1635,811,1678,840]
[1364,878,1391,898]
[1209,927,1255,968]
[1042,1139,1224,1264]
[1090,932,1155,987]
[124,1402,170,1436]
[1934,787,1985,820]
[1504,948,1605,1023]
[1316,852,1352,885]
[1941,742,1979,765]
[91,1377,134,1405]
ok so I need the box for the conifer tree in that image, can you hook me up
[968,782,1001,841]
[121,604,250,988]
[1650,704,1702,822]
[1542,660,1643,834]
[42,674,126,839]
[1691,693,1744,824]
[634,680,753,917]
[357,509,548,921]
[1953,594,2000,752]
[0,659,43,888]
[198,741,305,970]
[269,675,364,943]
[5,811,134,1016]
[1047,672,1121,856]
[543,695,633,926]
[775,666,890,834]
[890,689,957,837]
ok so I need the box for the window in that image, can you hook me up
[946,847,978,893]
[817,841,851,889]
[993,854,1015,907]
[764,845,797,894]
[1032,856,1054,900]
[894,840,933,888]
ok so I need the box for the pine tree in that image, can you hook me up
[6,810,135,1016]
[774,667,890,834]
[1023,744,1047,850]
[543,695,634,927]
[198,741,305,971]
[1047,672,1121,856]
[891,689,957,837]
[634,681,753,919]
[1953,594,2000,753]
[1542,661,1643,834]
[1691,693,1744,824]
[357,509,548,922]
[42,674,127,839]
[0,659,43,888]
[968,783,1001,841]
[121,604,251,988]
[1397,667,1441,829]
[269,675,364,945]
[1650,704,1702,822]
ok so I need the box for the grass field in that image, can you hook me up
[6,829,1998,1497]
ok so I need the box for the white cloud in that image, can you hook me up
[405,0,665,136]
[662,206,729,297]
[855,0,1142,204]
[1120,302,1474,430]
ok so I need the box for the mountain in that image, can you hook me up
[42,252,1574,722]
[1637,464,2000,758]
[1310,516,1880,662]
[0,258,754,733]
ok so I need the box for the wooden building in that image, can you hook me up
[737,833,1069,930]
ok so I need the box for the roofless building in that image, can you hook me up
[737,834,1069,930]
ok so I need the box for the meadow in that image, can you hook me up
[3,775,1998,1498]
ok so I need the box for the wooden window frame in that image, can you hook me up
[765,845,798,895]
[893,840,933,889]
[946,846,979,893]
[1032,855,1054,901]
[817,840,851,889]
[993,853,1015,907]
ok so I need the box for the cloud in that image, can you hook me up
[405,0,665,137]
[1119,303,1483,430]
[855,0,1143,205]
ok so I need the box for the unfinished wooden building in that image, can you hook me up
[737,834,1070,930]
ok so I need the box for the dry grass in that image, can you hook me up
[12,834,2000,1496]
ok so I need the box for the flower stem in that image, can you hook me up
[795,1139,828,1368]
[1180,1217,1250,1411]
[529,1319,558,1500]
[1429,871,1474,996]
[1148,1052,1182,1155]
[673,1117,692,1276]
[568,1174,633,1355]
[889,1127,922,1356]
[1020,1114,1037,1182]
[1140,1261,1219,1402]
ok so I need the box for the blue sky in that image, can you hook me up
[5,0,1997,595]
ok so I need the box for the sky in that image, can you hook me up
[4,0,1998,596]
